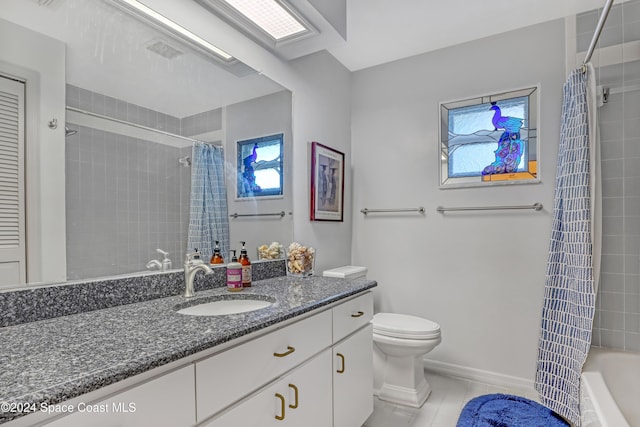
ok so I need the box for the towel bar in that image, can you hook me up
[230,211,287,218]
[360,207,425,215]
[436,203,543,213]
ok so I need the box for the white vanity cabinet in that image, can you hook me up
[198,291,373,427]
[332,293,374,427]
[195,309,333,422]
[43,365,195,427]
[201,349,333,427]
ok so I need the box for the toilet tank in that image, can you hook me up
[322,266,367,279]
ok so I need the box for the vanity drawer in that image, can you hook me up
[332,292,373,342]
[43,366,195,427]
[195,308,332,422]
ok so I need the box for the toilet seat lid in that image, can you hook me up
[372,313,441,339]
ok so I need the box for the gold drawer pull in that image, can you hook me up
[275,393,286,420]
[288,383,299,409]
[274,346,295,357]
[351,311,365,318]
[336,352,345,374]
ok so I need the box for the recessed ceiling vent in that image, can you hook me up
[145,39,184,59]
[36,0,57,6]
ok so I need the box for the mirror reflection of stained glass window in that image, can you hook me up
[237,133,284,198]
[439,86,538,188]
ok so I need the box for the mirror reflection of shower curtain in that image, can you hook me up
[187,143,230,261]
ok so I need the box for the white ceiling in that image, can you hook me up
[328,0,608,71]
[186,0,610,71]
[1,0,611,116]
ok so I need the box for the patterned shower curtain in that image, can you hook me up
[535,63,599,427]
[187,142,230,261]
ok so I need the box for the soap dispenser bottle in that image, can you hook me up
[226,250,243,292]
[239,241,252,287]
[210,241,224,264]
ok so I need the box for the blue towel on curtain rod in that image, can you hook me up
[187,142,230,261]
[535,64,599,427]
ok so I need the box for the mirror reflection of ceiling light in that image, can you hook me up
[113,0,234,61]
[221,0,308,41]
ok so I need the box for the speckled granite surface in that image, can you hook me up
[0,275,376,424]
[0,259,286,327]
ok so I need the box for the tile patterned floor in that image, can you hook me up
[363,371,539,427]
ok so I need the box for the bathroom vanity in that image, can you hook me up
[0,275,376,427]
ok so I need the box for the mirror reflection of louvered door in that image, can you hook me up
[0,75,25,286]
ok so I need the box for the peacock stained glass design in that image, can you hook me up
[439,86,538,188]
[237,133,284,198]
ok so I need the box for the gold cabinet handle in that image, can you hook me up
[288,383,299,409]
[351,311,365,318]
[275,393,286,420]
[336,352,345,374]
[273,346,295,357]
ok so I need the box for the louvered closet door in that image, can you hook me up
[0,76,25,286]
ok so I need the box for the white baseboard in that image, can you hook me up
[423,358,536,392]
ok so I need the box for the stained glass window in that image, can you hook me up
[439,87,538,188]
[237,133,283,198]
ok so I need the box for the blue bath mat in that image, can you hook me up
[456,394,569,427]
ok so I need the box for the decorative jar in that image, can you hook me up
[286,242,315,277]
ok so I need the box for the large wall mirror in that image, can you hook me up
[0,0,293,287]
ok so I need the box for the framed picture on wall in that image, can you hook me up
[310,142,344,221]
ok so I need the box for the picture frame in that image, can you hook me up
[310,142,344,221]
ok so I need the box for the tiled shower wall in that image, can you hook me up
[576,0,640,351]
[65,85,195,280]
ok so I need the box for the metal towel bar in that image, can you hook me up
[436,203,543,213]
[360,207,425,215]
[230,211,287,219]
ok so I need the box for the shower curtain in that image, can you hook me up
[187,142,230,261]
[535,63,600,427]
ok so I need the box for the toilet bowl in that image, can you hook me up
[372,312,441,408]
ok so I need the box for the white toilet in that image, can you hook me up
[322,266,442,408]
[372,312,441,408]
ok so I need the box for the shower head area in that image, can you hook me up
[65,127,78,137]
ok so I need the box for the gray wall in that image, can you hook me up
[289,51,353,274]
[66,86,190,279]
[351,20,565,382]
[225,91,293,257]
[65,86,293,279]
[577,0,640,352]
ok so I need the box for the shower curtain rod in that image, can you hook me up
[65,106,208,146]
[582,0,615,70]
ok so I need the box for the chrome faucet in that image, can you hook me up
[146,259,162,270]
[183,250,213,298]
[147,249,172,271]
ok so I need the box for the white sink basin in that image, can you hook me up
[177,297,273,316]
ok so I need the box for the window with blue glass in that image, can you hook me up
[439,87,538,188]
[237,133,284,198]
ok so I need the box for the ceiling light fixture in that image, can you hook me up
[114,0,234,61]
[221,0,308,41]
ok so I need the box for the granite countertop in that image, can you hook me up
[0,275,376,424]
